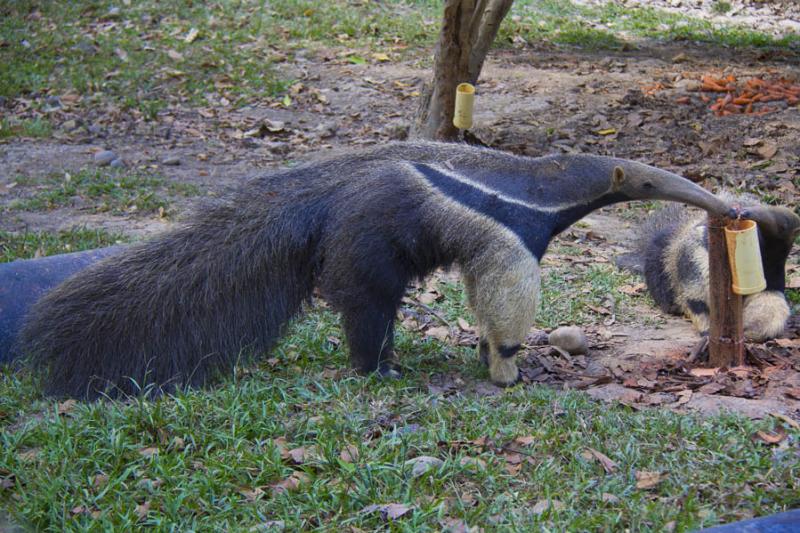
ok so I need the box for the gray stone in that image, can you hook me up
[548,326,589,355]
[93,150,117,166]
[162,155,181,166]
[109,158,125,169]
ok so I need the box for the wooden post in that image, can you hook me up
[707,214,745,367]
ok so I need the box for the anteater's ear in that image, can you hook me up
[612,166,626,190]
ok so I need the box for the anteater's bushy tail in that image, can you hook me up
[19,187,324,399]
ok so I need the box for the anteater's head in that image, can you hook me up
[609,161,735,218]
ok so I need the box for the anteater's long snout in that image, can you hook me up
[620,162,736,218]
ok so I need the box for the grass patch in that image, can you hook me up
[1,303,798,530]
[1,0,796,114]
[503,0,800,50]
[0,117,52,139]
[0,227,128,262]
[6,168,199,216]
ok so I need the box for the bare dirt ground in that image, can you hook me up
[1,38,798,420]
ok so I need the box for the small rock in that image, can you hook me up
[162,155,181,166]
[671,52,689,64]
[72,41,97,56]
[548,326,588,355]
[405,456,444,478]
[87,124,103,135]
[109,158,125,169]
[384,121,410,141]
[315,123,336,139]
[93,150,117,166]
[43,95,62,112]
[107,6,121,17]
[674,78,701,92]
[61,119,79,131]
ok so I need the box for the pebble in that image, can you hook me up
[94,150,117,166]
[109,158,125,169]
[162,155,181,166]
[674,78,701,92]
[43,95,62,112]
[548,326,589,355]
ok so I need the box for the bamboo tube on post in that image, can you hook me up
[707,214,745,367]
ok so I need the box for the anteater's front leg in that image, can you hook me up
[463,272,490,366]
[465,250,540,387]
[340,301,401,377]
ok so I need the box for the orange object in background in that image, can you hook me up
[680,74,799,116]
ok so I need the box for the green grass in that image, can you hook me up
[1,302,798,530]
[1,0,796,118]
[2,241,795,529]
[0,117,53,139]
[6,168,199,216]
[503,0,800,50]
[0,228,128,263]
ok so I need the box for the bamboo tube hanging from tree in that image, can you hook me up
[413,0,514,140]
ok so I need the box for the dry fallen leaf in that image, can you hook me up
[770,412,800,430]
[784,388,800,400]
[753,428,787,445]
[775,338,800,348]
[689,368,719,378]
[457,317,472,331]
[441,517,471,533]
[340,444,359,463]
[426,326,450,342]
[17,449,40,462]
[514,435,535,447]
[757,141,778,160]
[184,27,200,43]
[582,448,618,474]
[287,446,313,464]
[57,399,77,416]
[417,292,439,305]
[458,456,486,470]
[601,493,620,504]
[167,49,184,61]
[92,474,109,489]
[635,470,665,490]
[271,471,310,495]
[362,503,414,520]
[135,501,151,520]
[139,447,159,458]
[532,499,565,515]
[675,389,693,406]
[239,486,265,502]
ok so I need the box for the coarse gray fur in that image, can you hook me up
[18,141,733,399]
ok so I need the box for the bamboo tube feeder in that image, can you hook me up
[706,214,766,368]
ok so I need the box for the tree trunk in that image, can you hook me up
[412,0,514,141]
[707,214,745,368]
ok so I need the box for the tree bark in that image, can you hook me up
[412,0,514,141]
[707,214,745,368]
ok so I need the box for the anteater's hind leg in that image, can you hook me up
[319,238,408,379]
